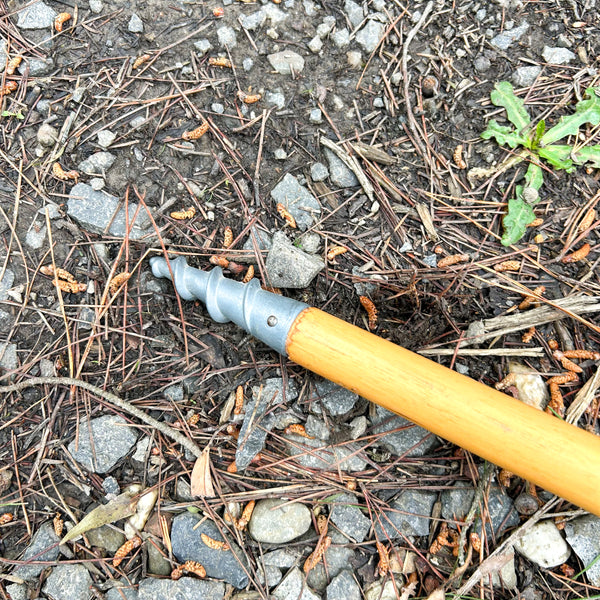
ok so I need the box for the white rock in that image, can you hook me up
[508,362,548,410]
[514,521,570,568]
[128,13,144,33]
[308,36,323,53]
[347,51,362,68]
[542,46,576,64]
[97,130,116,148]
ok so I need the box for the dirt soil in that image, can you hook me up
[1,0,600,598]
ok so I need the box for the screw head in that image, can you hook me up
[267,315,278,327]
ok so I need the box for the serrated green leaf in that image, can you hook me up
[540,86,600,145]
[501,197,537,246]
[538,145,575,171]
[524,163,544,191]
[572,145,600,168]
[61,486,140,543]
[490,81,531,132]
[481,119,528,148]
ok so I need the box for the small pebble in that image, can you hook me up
[194,39,212,55]
[128,13,144,33]
[514,521,570,568]
[248,498,312,544]
[217,25,237,48]
[97,130,116,148]
[37,123,58,147]
[310,162,329,182]
[309,108,322,123]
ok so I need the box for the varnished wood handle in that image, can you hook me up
[287,307,600,515]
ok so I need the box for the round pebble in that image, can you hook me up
[248,498,311,544]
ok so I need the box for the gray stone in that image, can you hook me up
[217,25,237,48]
[542,46,576,64]
[5,584,27,600]
[0,39,6,73]
[147,541,172,575]
[307,538,354,591]
[26,225,46,250]
[240,10,266,30]
[97,130,116,148]
[266,232,324,288]
[317,16,336,38]
[514,521,570,568]
[308,36,323,53]
[264,547,302,568]
[67,415,138,473]
[249,498,312,544]
[243,57,254,71]
[565,515,600,585]
[236,378,297,470]
[371,405,438,457]
[17,2,57,29]
[374,490,437,539]
[474,56,491,72]
[513,65,542,87]
[295,231,320,253]
[38,202,61,219]
[0,309,14,333]
[241,227,272,259]
[311,162,329,182]
[356,20,385,53]
[0,269,14,301]
[211,102,224,113]
[473,487,519,538]
[266,91,286,109]
[14,522,60,580]
[305,415,330,440]
[90,177,105,191]
[490,22,528,50]
[260,564,283,588]
[0,342,17,371]
[89,0,103,14]
[132,437,151,462]
[274,148,287,160]
[138,577,224,600]
[284,433,367,471]
[171,512,249,588]
[263,3,287,25]
[329,492,370,542]
[327,570,361,600]
[274,567,320,600]
[20,57,54,76]
[270,174,321,231]
[310,380,358,417]
[324,148,359,188]
[68,183,153,240]
[309,108,323,124]
[194,39,212,55]
[349,416,367,439]
[128,14,144,33]
[344,0,364,27]
[268,50,305,75]
[43,563,92,600]
[164,384,184,402]
[78,151,116,175]
[106,586,138,600]
[332,28,350,47]
[37,123,58,147]
[102,476,120,496]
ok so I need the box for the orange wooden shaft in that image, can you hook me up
[287,307,600,515]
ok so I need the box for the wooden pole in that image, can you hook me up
[287,307,600,515]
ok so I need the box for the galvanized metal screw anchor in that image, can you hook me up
[151,255,600,515]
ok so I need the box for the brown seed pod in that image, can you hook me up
[518,285,545,310]
[0,81,18,96]
[54,12,72,32]
[578,208,596,233]
[213,7,225,17]
[560,563,576,578]
[375,541,390,577]
[171,565,185,580]
[187,413,200,426]
[528,218,544,228]
[234,385,244,415]
[182,122,209,141]
[201,532,230,551]
[242,265,254,284]
[208,57,232,68]
[173,560,207,579]
[52,162,79,183]
[0,513,14,525]
[563,349,600,360]
[495,372,517,391]
[284,423,314,439]
[359,296,377,330]
[546,382,565,417]
[210,255,230,268]
[316,514,328,536]
[562,243,591,263]
[237,90,262,104]
[236,500,255,531]
[53,513,64,537]
[226,424,239,439]
[553,350,583,374]
[498,468,514,487]
[226,461,238,473]
[41,265,77,283]
[132,54,151,69]
[437,253,469,268]
[548,339,560,351]
[494,260,521,272]
[113,536,142,567]
[109,272,131,295]
[6,56,23,76]
[54,279,87,294]
[223,226,233,249]
[547,371,579,386]
[521,326,536,343]
[422,75,439,98]
[276,203,296,228]
[303,535,331,574]
[452,144,467,169]
[170,207,196,220]
[470,532,482,553]
[326,246,348,262]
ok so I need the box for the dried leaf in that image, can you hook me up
[190,448,216,498]
[61,485,141,543]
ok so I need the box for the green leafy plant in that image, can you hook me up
[481,81,600,245]
[1,110,25,119]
